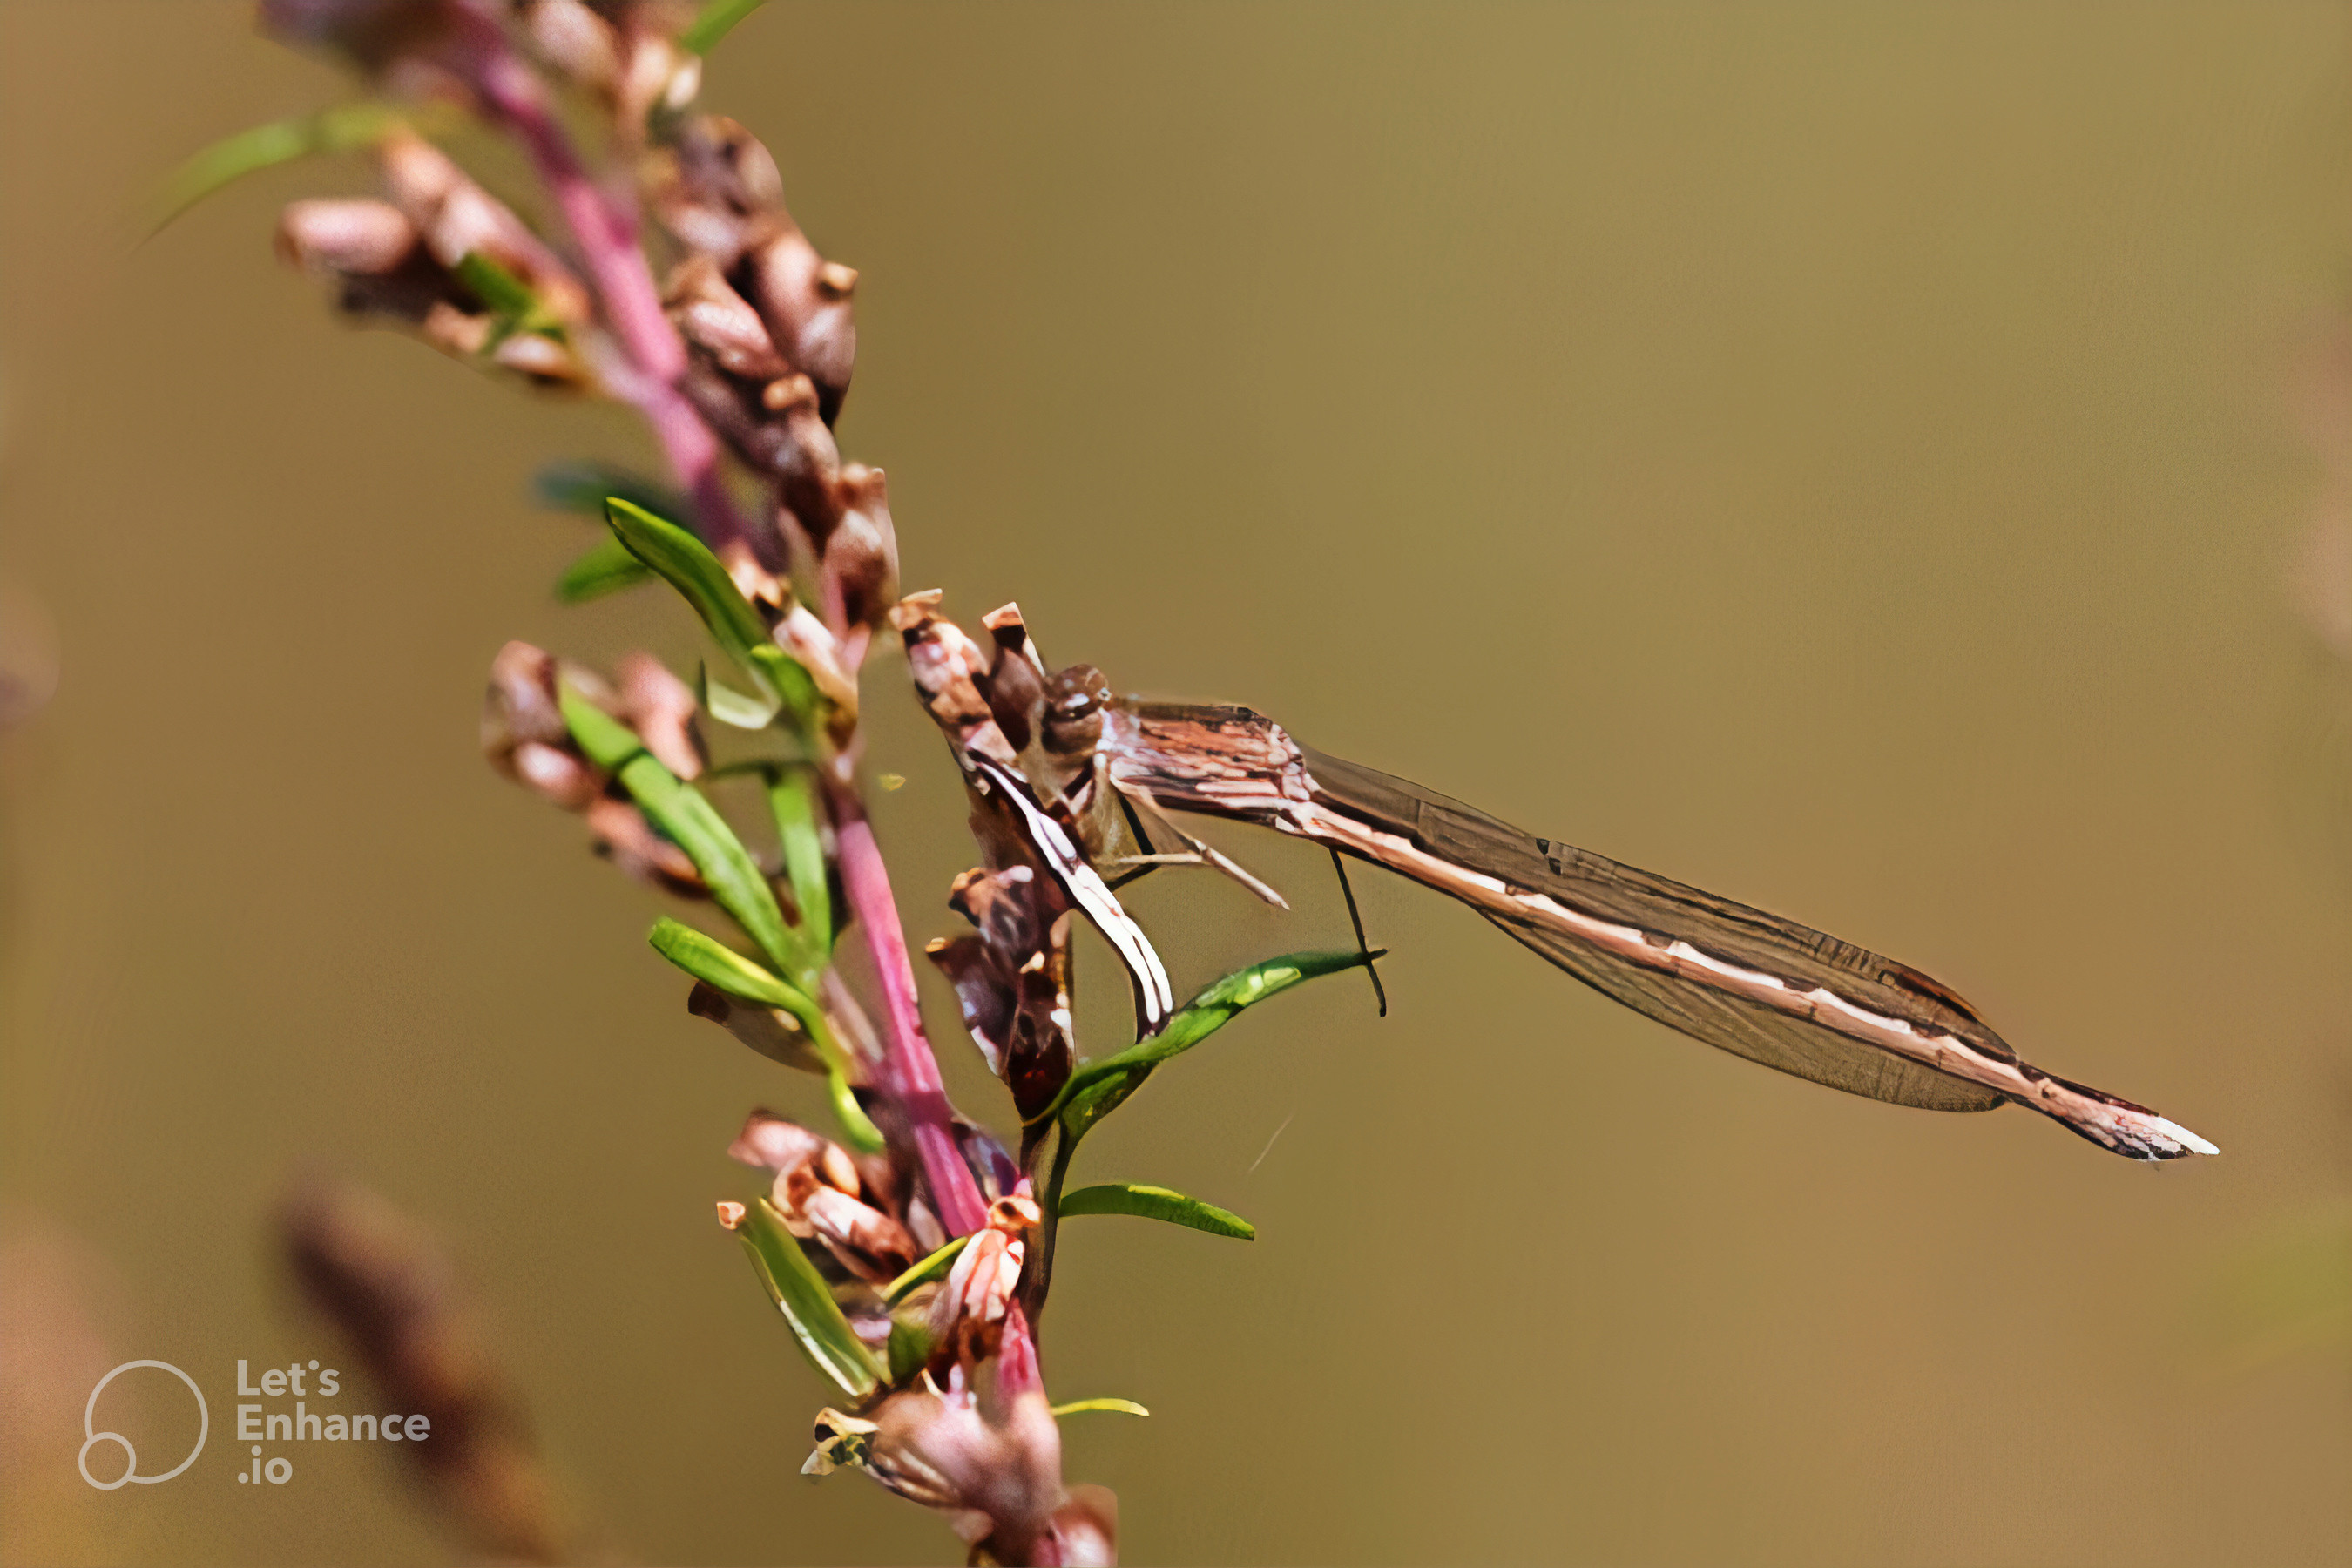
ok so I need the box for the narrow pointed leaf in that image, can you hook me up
[534,461,688,523]
[882,1233,973,1308]
[650,918,882,1152]
[767,767,832,983]
[151,101,422,235]
[554,537,655,602]
[562,685,794,972]
[1043,950,1374,1144]
[452,251,564,344]
[737,1198,881,1398]
[1051,1398,1151,1418]
[886,1316,934,1383]
[1060,1183,1254,1240]
[680,0,767,54]
[648,917,800,1010]
[699,666,781,729]
[555,682,646,769]
[602,497,818,726]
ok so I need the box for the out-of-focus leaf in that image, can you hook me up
[151,100,432,235]
[650,917,882,1152]
[738,1198,881,1399]
[534,461,690,524]
[556,680,645,769]
[453,251,565,347]
[1050,1398,1150,1418]
[1059,1183,1254,1240]
[767,767,831,983]
[885,1316,933,1383]
[882,1234,972,1308]
[679,0,767,54]
[700,670,779,729]
[554,537,655,603]
[562,685,794,974]
[1042,950,1375,1145]
[603,497,819,727]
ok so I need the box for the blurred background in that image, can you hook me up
[3,3,2348,1563]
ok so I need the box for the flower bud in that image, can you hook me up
[481,643,706,894]
[379,132,590,327]
[276,198,419,275]
[667,256,791,381]
[613,652,704,779]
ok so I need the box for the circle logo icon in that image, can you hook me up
[79,1361,208,1490]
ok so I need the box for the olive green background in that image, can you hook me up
[3,3,2348,1564]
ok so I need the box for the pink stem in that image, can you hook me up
[449,7,983,1235]
[450,8,760,555]
[828,781,991,1237]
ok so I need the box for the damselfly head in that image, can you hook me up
[1041,664,1109,761]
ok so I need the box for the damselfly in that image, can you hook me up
[895,597,2218,1164]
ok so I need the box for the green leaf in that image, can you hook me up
[1043,950,1375,1145]
[648,916,800,1010]
[736,1198,881,1399]
[561,684,794,975]
[602,497,819,728]
[821,1071,884,1156]
[452,252,568,349]
[554,537,655,603]
[151,100,428,236]
[766,767,832,983]
[1059,1183,1254,1240]
[452,250,534,322]
[882,1234,973,1308]
[886,1316,934,1383]
[1051,1397,1150,1418]
[700,671,780,730]
[679,0,767,54]
[649,917,882,1152]
[534,460,691,524]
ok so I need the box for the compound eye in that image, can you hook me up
[1049,665,1108,719]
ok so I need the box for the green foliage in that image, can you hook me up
[679,0,768,55]
[452,251,565,346]
[765,767,833,985]
[737,1199,882,1400]
[553,537,654,603]
[697,666,781,730]
[535,461,689,522]
[882,1234,972,1308]
[537,465,683,602]
[885,1316,935,1383]
[602,497,819,732]
[647,917,881,1152]
[1050,1398,1150,1418]
[560,685,794,974]
[647,916,801,1010]
[1059,1183,1254,1240]
[151,101,431,234]
[1041,949,1375,1147]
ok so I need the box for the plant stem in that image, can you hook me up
[827,777,990,1238]
[452,2,982,1238]
[451,4,762,558]
[1018,1126,1077,1328]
